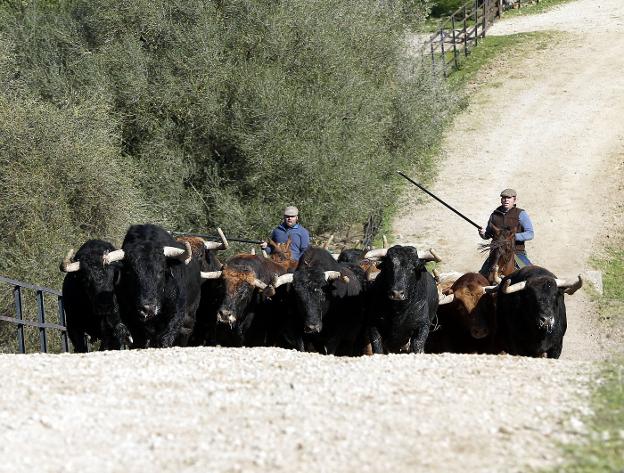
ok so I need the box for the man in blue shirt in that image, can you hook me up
[261,206,310,262]
[478,188,534,276]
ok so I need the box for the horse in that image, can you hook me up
[479,224,518,284]
[268,237,298,272]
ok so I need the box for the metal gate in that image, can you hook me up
[0,275,69,353]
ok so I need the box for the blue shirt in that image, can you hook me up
[266,223,310,261]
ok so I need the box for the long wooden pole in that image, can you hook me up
[397,171,482,229]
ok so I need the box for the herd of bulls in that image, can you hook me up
[61,223,583,358]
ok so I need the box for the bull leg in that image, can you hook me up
[70,330,89,353]
[159,294,187,348]
[369,326,384,354]
[410,322,430,354]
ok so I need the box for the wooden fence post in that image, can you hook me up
[451,15,459,70]
[439,28,446,76]
[482,0,488,36]
[463,5,468,57]
[474,0,479,46]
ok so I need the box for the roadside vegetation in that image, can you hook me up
[502,0,578,18]
[445,31,562,90]
[571,229,624,471]
[544,233,624,472]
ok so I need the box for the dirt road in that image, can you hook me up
[394,0,624,361]
[1,1,623,472]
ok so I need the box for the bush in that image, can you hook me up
[430,0,466,17]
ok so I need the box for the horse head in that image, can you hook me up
[269,237,297,271]
[480,224,517,283]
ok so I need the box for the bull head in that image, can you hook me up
[502,275,583,295]
[364,247,442,263]
[61,247,127,272]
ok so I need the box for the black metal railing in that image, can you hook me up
[0,275,69,354]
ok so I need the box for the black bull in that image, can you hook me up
[61,239,132,352]
[290,247,369,356]
[117,224,202,348]
[496,265,582,358]
[369,245,439,353]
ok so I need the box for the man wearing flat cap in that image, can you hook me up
[478,188,534,276]
[261,205,310,261]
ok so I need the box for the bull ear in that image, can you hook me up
[331,270,361,298]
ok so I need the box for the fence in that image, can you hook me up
[0,275,69,354]
[421,0,540,77]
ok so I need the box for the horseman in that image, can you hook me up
[478,188,534,277]
[261,205,310,262]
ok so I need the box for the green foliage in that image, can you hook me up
[430,0,465,17]
[503,0,577,18]
[0,96,149,288]
[446,31,561,90]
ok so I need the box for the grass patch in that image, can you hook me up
[446,31,561,89]
[544,357,624,473]
[503,0,578,18]
[544,229,624,471]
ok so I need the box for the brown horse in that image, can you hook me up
[479,224,517,284]
[268,237,298,272]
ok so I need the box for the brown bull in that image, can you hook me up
[427,272,500,354]
[202,254,291,347]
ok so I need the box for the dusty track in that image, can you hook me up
[1,1,623,472]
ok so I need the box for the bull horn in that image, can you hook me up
[432,268,440,283]
[272,273,294,289]
[382,235,388,248]
[367,270,380,282]
[164,241,192,264]
[438,293,454,305]
[252,278,268,290]
[102,249,125,265]
[555,274,583,295]
[324,271,348,283]
[482,285,499,294]
[364,248,387,259]
[204,227,229,250]
[502,279,526,294]
[60,249,80,273]
[261,249,269,258]
[323,234,334,250]
[250,247,256,255]
[418,248,442,263]
[331,253,340,260]
[200,270,223,279]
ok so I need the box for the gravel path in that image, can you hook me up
[2,2,623,472]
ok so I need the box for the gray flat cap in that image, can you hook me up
[283,206,299,216]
